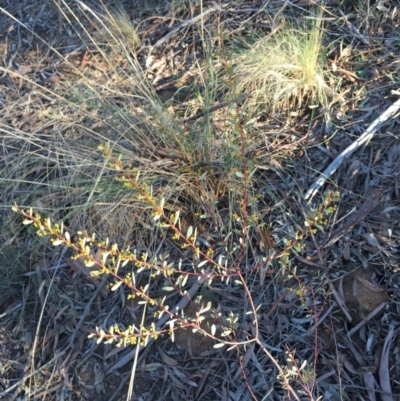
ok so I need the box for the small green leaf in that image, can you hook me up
[111,281,123,291]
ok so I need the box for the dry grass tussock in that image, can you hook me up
[1,1,400,401]
[232,16,338,116]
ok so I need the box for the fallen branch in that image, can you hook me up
[305,96,400,201]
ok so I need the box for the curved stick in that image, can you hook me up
[305,96,400,201]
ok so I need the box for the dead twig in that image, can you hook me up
[305,97,400,201]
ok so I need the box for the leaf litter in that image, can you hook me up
[0,1,400,400]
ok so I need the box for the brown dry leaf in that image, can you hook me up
[42,74,61,84]
[80,50,90,69]
[0,43,7,56]
[258,225,275,252]
[158,347,178,366]
[258,225,275,285]
[337,67,359,82]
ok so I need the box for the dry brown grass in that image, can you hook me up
[232,15,338,117]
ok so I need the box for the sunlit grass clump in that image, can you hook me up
[233,19,336,115]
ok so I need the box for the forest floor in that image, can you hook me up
[0,1,400,400]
